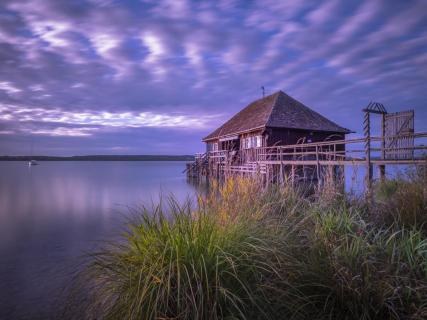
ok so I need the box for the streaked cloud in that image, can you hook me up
[0,0,426,155]
[28,127,97,137]
[0,103,219,137]
[0,81,22,94]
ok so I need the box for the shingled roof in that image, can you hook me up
[203,90,351,141]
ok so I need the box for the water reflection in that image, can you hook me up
[0,161,197,319]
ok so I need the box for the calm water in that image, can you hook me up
[0,161,197,319]
[0,161,412,319]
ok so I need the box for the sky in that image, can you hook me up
[0,0,426,156]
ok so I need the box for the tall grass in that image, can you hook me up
[68,194,287,320]
[374,169,427,231]
[69,171,427,319]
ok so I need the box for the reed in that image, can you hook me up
[69,171,427,319]
[69,196,287,320]
[374,169,427,231]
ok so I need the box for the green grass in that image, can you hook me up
[69,197,287,319]
[68,171,427,319]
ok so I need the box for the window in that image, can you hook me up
[207,142,218,152]
[242,135,262,149]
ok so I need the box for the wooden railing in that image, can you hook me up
[204,132,427,165]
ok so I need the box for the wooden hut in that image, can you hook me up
[186,90,427,188]
[203,90,351,154]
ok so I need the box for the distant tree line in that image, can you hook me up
[0,155,195,161]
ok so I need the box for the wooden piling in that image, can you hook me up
[379,165,386,181]
[186,130,427,194]
[364,111,373,195]
[315,145,321,187]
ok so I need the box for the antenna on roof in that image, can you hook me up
[261,86,265,98]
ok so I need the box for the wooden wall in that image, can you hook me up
[205,128,346,153]
[265,128,345,147]
[239,129,264,149]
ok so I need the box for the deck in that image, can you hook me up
[186,132,427,191]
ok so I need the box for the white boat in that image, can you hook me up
[28,160,38,166]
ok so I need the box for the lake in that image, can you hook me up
[0,161,198,319]
[0,160,412,319]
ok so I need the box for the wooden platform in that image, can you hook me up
[185,132,427,192]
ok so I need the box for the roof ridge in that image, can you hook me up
[265,91,282,127]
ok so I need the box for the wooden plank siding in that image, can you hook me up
[265,128,345,147]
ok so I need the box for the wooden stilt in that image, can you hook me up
[186,115,426,194]
[316,145,321,187]
[379,165,385,181]
[291,165,295,187]
[279,162,283,185]
[364,111,373,197]
[330,165,336,191]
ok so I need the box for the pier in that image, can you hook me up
[186,132,427,189]
[186,95,427,193]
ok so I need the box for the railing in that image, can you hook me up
[203,132,427,165]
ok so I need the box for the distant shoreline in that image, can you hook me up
[0,155,195,161]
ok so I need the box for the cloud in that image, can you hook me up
[331,0,381,44]
[91,33,120,56]
[0,81,22,94]
[0,130,15,135]
[0,103,219,135]
[147,0,191,20]
[0,0,426,155]
[141,32,168,78]
[306,0,340,25]
[28,127,97,137]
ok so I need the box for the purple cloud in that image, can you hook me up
[0,0,426,155]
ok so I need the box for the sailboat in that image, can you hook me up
[28,159,38,166]
[28,139,39,166]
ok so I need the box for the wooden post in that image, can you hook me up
[381,113,386,160]
[340,165,345,193]
[379,165,385,182]
[279,163,283,185]
[379,113,386,181]
[291,165,295,187]
[364,111,373,195]
[316,145,321,187]
[328,165,334,190]
[279,148,283,185]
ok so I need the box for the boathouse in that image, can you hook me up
[187,90,427,192]
[203,90,351,154]
[186,90,352,182]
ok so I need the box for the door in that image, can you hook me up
[384,110,414,160]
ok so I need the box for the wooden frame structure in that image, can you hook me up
[186,133,427,188]
[186,102,427,193]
